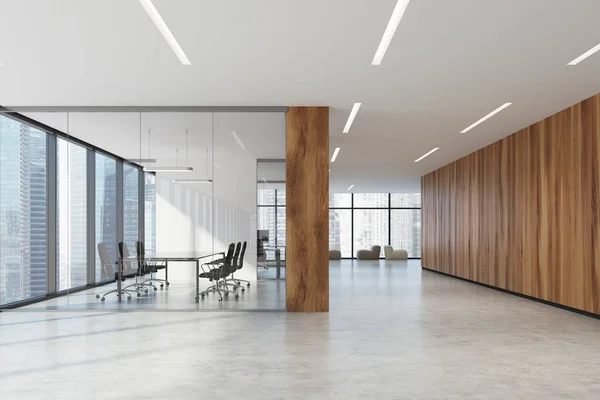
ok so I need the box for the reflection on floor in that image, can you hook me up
[22,279,285,311]
[2,260,600,399]
[257,264,286,279]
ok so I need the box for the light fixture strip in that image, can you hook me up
[144,167,193,172]
[568,42,600,66]
[138,0,191,65]
[414,147,440,163]
[343,103,362,133]
[347,184,355,191]
[331,147,341,163]
[460,103,512,134]
[371,0,411,65]
[173,179,213,184]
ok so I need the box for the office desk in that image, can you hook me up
[118,251,224,302]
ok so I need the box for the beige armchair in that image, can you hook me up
[384,246,408,260]
[356,245,381,260]
[329,250,342,260]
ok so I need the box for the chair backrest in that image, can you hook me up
[231,242,242,265]
[237,241,247,270]
[97,243,113,278]
[135,241,145,257]
[223,243,236,264]
[383,245,393,258]
[371,245,381,257]
[118,242,134,273]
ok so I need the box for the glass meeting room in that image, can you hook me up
[0,110,286,311]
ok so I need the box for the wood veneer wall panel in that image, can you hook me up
[422,93,600,315]
[286,107,329,312]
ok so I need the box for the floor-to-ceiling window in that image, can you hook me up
[1,113,152,308]
[329,193,421,259]
[123,164,140,256]
[329,194,352,258]
[56,138,88,290]
[95,153,118,281]
[0,116,48,304]
[144,172,156,255]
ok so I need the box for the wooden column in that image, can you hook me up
[286,107,329,312]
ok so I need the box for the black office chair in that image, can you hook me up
[136,241,167,289]
[225,241,250,291]
[95,242,138,301]
[119,242,152,297]
[198,243,237,301]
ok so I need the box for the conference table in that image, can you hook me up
[117,251,225,302]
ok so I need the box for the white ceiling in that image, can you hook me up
[2,0,600,193]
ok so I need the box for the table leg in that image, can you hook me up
[117,259,122,301]
[165,261,169,286]
[195,260,199,302]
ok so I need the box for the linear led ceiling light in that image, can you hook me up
[172,179,212,184]
[144,166,193,172]
[343,103,362,133]
[460,103,512,134]
[414,147,439,163]
[347,184,355,191]
[128,158,157,163]
[331,147,341,162]
[138,0,191,65]
[568,42,600,66]
[372,0,411,65]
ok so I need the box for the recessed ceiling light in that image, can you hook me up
[138,0,191,65]
[372,0,411,66]
[414,147,439,163]
[568,42,600,66]
[143,166,193,172]
[0,63,3,66]
[343,103,362,133]
[460,103,512,134]
[172,179,212,184]
[231,131,247,152]
[331,147,341,163]
[347,184,355,191]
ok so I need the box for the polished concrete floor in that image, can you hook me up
[2,260,600,399]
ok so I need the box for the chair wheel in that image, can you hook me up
[247,283,251,287]
[218,298,222,302]
[235,294,239,300]
[160,284,164,288]
[166,282,170,286]
[137,293,141,297]
[201,294,205,299]
[101,297,105,302]
[224,293,229,298]
[241,288,245,293]
[154,287,158,291]
[96,294,100,299]
[127,296,132,300]
[145,290,148,294]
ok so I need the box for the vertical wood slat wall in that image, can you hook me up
[286,107,329,312]
[422,93,600,314]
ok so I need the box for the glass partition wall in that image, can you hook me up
[0,110,285,310]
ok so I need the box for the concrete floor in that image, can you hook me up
[2,260,600,399]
